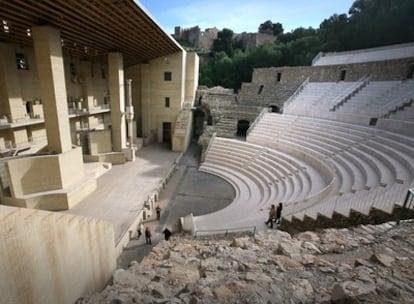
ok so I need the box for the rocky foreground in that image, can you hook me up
[77,222,414,304]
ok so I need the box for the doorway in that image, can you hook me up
[236,120,250,137]
[163,122,171,143]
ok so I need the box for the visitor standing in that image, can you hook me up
[275,202,283,226]
[137,223,142,240]
[145,226,152,245]
[265,204,276,228]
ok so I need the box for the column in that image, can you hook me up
[0,43,26,122]
[108,52,126,152]
[32,26,72,153]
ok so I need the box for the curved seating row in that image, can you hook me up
[250,114,414,185]
[193,137,332,232]
[194,108,413,231]
[247,113,414,222]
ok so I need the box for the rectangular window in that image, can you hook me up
[340,70,346,81]
[101,67,106,79]
[165,97,170,108]
[70,62,77,76]
[276,72,282,82]
[258,85,264,95]
[16,53,28,70]
[164,71,172,81]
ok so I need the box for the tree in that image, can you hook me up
[347,0,414,48]
[259,20,274,35]
[198,0,414,89]
[319,14,349,51]
[250,42,283,68]
[213,28,235,57]
[259,20,284,36]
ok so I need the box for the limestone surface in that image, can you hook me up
[77,222,414,304]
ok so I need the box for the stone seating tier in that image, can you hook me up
[194,137,333,232]
[288,181,410,223]
[258,114,414,169]
[210,138,328,196]
[283,80,414,121]
[312,43,414,66]
[251,115,414,181]
[247,113,414,226]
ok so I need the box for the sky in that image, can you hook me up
[138,0,356,35]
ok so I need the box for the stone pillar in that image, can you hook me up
[79,60,94,110]
[141,63,151,139]
[0,43,25,122]
[124,79,136,161]
[108,52,126,152]
[32,26,72,153]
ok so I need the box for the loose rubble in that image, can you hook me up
[77,222,414,304]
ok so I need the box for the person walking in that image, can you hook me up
[145,226,152,245]
[137,223,142,240]
[265,204,276,229]
[155,205,161,220]
[162,227,172,241]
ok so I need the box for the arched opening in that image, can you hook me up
[236,120,250,137]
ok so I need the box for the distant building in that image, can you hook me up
[174,26,219,51]
[174,25,276,53]
[236,32,277,52]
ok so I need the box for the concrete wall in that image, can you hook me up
[172,105,193,152]
[89,129,112,154]
[0,41,111,153]
[12,128,29,147]
[8,147,84,196]
[171,52,199,152]
[0,40,197,154]
[29,125,47,143]
[140,51,186,143]
[0,205,115,304]
[185,52,199,99]
[0,43,26,122]
[126,51,198,151]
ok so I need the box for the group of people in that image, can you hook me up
[136,205,172,245]
[265,202,283,229]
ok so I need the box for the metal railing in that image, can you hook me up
[398,188,414,225]
[195,225,257,238]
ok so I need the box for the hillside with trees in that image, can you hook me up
[199,0,414,90]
